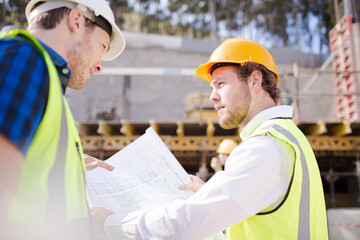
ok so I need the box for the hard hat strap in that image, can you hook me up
[93,15,112,39]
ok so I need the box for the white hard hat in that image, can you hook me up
[25,0,126,61]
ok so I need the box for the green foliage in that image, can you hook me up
[1,0,338,54]
[107,0,132,28]
[241,0,335,54]
[1,0,29,28]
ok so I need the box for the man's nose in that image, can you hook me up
[210,89,219,103]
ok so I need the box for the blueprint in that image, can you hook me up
[85,127,193,213]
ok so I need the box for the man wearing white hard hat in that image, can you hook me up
[0,0,125,239]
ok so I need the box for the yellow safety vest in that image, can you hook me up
[227,118,328,239]
[1,29,92,239]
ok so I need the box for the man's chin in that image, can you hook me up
[219,119,238,130]
[67,79,88,90]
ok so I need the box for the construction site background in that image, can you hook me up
[4,0,356,238]
[62,6,360,239]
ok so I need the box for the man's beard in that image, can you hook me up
[66,33,90,90]
[219,90,251,129]
[219,105,249,129]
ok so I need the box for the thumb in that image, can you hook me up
[86,162,99,171]
[178,184,192,190]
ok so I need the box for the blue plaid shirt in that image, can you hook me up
[0,32,71,154]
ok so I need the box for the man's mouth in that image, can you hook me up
[216,106,225,112]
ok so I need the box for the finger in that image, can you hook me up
[85,162,99,171]
[189,175,200,182]
[178,184,192,190]
[98,161,115,171]
[190,175,205,185]
[83,154,99,165]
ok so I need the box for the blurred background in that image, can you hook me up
[2,1,360,229]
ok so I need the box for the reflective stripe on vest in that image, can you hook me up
[271,124,310,239]
[2,29,92,238]
[227,118,328,240]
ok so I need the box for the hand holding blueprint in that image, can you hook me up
[86,127,225,240]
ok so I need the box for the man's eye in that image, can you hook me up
[103,44,109,52]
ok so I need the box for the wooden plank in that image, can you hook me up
[206,120,215,137]
[120,120,135,136]
[327,121,352,136]
[149,119,160,134]
[97,121,117,136]
[176,120,184,137]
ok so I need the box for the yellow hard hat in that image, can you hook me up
[196,38,279,82]
[216,139,238,155]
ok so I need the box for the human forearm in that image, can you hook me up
[104,182,244,240]
[104,199,226,240]
[0,135,24,193]
[0,135,24,229]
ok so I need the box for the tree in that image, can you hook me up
[8,0,28,26]
[167,0,210,38]
[300,0,335,54]
[0,0,338,55]
[246,0,335,53]
[0,0,6,28]
[108,0,132,29]
[1,0,29,29]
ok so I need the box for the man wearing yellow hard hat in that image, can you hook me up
[100,38,328,239]
[211,139,238,173]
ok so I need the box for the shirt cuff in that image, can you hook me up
[104,211,144,240]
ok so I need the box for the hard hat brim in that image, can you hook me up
[196,62,213,82]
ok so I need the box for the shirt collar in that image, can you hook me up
[40,40,71,93]
[240,105,294,140]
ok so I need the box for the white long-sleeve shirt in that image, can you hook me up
[105,106,295,240]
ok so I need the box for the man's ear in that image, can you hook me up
[67,8,85,34]
[248,70,263,91]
